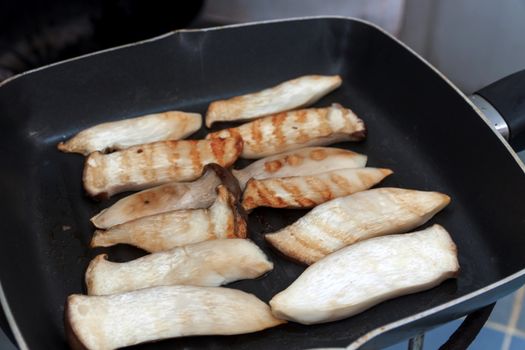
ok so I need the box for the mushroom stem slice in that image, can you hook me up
[265,187,450,265]
[205,75,342,127]
[83,137,242,199]
[86,239,273,296]
[233,146,367,190]
[58,110,202,155]
[66,285,285,350]
[91,184,247,252]
[90,163,240,229]
[270,225,460,325]
[207,104,366,159]
[242,168,392,211]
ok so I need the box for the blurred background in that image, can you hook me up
[2,0,525,94]
[1,1,525,349]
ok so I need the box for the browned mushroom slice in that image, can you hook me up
[206,104,366,159]
[266,188,451,265]
[66,285,285,350]
[270,225,459,325]
[91,164,240,229]
[205,75,342,127]
[232,146,367,190]
[91,185,247,252]
[242,168,392,211]
[86,239,273,296]
[58,110,202,155]
[83,137,242,198]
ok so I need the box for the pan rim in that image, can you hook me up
[0,280,28,350]
[1,15,523,172]
[1,16,524,350]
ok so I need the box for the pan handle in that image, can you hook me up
[472,69,525,145]
[438,302,495,350]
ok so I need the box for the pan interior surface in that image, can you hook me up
[1,18,525,350]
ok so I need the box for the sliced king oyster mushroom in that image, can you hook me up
[91,184,247,252]
[91,163,240,229]
[86,239,273,296]
[94,147,364,227]
[205,75,342,127]
[266,187,450,265]
[206,104,366,159]
[270,224,459,325]
[66,285,285,350]
[242,168,392,211]
[83,137,242,199]
[232,146,367,190]
[58,110,202,155]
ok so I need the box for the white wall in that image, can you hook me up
[199,0,525,94]
[400,0,525,93]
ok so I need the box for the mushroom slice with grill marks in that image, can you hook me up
[91,184,247,252]
[205,75,342,127]
[58,110,202,155]
[90,164,239,229]
[269,225,459,325]
[232,146,367,190]
[265,187,450,265]
[86,239,273,296]
[66,285,285,350]
[242,168,392,211]
[83,137,242,199]
[206,104,366,159]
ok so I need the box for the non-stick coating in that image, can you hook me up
[1,18,525,350]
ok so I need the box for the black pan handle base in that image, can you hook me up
[475,69,525,147]
[438,303,495,350]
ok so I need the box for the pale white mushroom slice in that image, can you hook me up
[58,111,202,155]
[266,187,451,265]
[86,239,273,295]
[270,225,460,325]
[233,146,367,190]
[66,285,285,350]
[91,185,247,252]
[205,75,342,127]
[206,104,366,159]
[242,168,392,211]
[83,137,242,198]
[90,163,239,229]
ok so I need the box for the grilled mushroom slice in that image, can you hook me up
[66,285,285,350]
[242,168,392,211]
[91,185,247,252]
[270,225,459,325]
[207,104,366,159]
[58,111,202,155]
[233,146,367,190]
[83,137,242,198]
[266,187,450,265]
[205,75,342,127]
[91,164,240,229]
[86,239,273,295]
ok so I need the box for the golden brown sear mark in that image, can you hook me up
[309,149,327,160]
[318,109,332,136]
[189,140,202,175]
[329,173,353,192]
[250,120,264,153]
[295,110,308,123]
[209,138,225,165]
[271,112,287,147]
[285,154,304,166]
[141,144,156,182]
[264,160,283,173]
[305,176,332,201]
